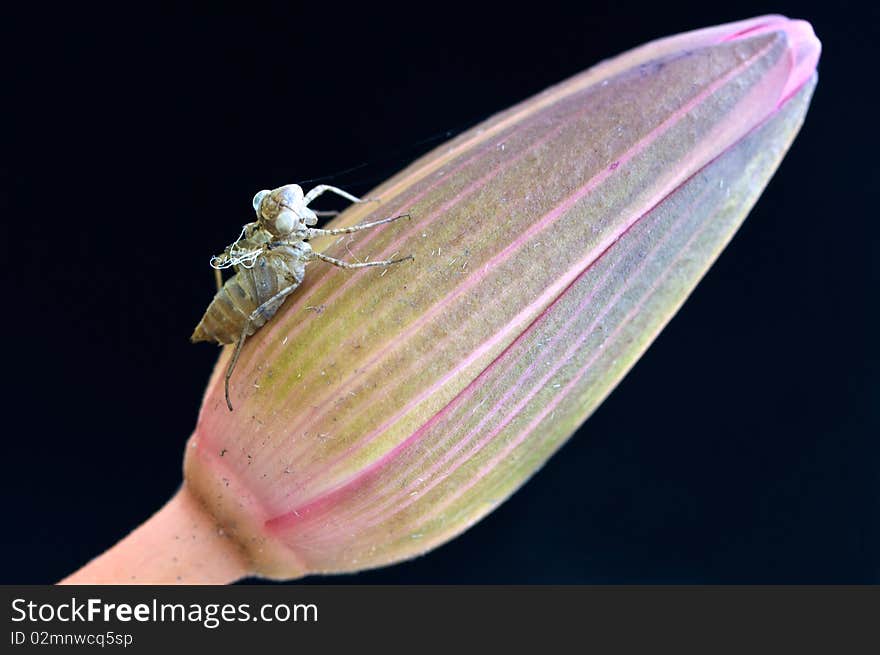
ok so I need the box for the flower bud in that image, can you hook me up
[184,15,820,579]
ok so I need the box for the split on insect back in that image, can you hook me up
[191,183,413,411]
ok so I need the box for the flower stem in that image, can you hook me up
[59,485,251,585]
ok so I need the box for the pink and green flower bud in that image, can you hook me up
[184,15,820,579]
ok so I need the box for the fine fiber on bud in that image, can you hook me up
[185,15,820,579]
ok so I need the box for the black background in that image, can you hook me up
[3,2,877,584]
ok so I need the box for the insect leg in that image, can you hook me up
[224,282,300,411]
[313,210,339,217]
[303,184,380,207]
[311,251,413,269]
[307,213,411,237]
[214,267,223,292]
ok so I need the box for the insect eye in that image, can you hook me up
[252,190,270,214]
[274,209,297,234]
